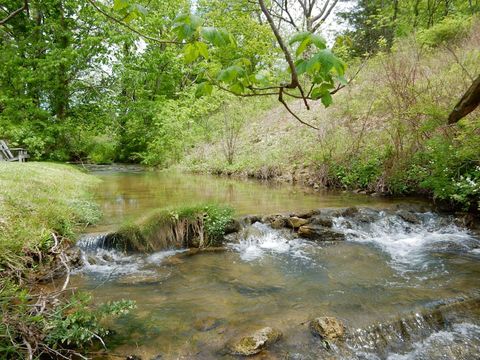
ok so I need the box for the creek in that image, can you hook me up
[72,166,480,359]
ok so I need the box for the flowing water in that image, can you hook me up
[73,166,480,359]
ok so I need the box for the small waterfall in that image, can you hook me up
[330,209,480,272]
[77,232,109,250]
[341,295,480,359]
[76,233,184,277]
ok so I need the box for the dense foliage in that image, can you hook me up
[1,0,479,205]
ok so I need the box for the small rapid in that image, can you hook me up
[73,207,480,359]
[227,222,314,261]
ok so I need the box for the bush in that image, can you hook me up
[418,16,472,47]
[88,135,118,164]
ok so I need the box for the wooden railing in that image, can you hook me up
[0,140,29,162]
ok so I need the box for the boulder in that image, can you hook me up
[242,215,263,225]
[309,317,345,340]
[341,207,359,217]
[262,215,289,229]
[397,210,420,224]
[227,327,282,356]
[297,209,321,219]
[224,219,242,234]
[287,216,309,229]
[310,215,333,228]
[298,225,345,241]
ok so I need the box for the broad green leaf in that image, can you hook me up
[229,82,245,94]
[310,83,333,99]
[123,11,138,23]
[289,32,311,45]
[336,75,348,85]
[310,34,327,49]
[195,82,213,98]
[321,92,333,107]
[216,65,245,83]
[183,43,199,64]
[196,42,209,59]
[294,59,308,75]
[113,0,129,11]
[296,37,311,57]
[307,49,345,77]
[173,14,204,40]
[201,27,235,47]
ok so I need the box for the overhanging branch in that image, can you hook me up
[86,0,181,45]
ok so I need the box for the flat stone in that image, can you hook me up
[193,317,223,332]
[309,317,345,340]
[288,216,309,229]
[298,225,345,241]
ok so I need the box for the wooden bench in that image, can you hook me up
[0,140,29,162]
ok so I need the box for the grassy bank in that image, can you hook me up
[0,162,134,358]
[0,162,101,271]
[180,16,480,211]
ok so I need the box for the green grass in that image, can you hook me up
[0,162,101,271]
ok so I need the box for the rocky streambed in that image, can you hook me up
[72,206,480,359]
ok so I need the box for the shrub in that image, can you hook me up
[418,16,472,47]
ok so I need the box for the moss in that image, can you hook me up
[106,204,235,253]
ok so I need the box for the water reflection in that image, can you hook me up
[85,166,425,232]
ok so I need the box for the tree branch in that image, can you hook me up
[0,0,28,26]
[86,0,181,45]
[258,0,299,89]
[279,87,319,130]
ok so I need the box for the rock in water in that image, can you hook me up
[298,225,345,241]
[309,317,345,340]
[227,327,282,356]
[193,317,223,332]
[287,216,309,229]
[310,215,334,228]
[397,210,420,224]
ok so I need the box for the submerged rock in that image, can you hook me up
[298,225,345,241]
[193,317,223,332]
[341,207,359,217]
[227,327,282,356]
[309,317,345,340]
[397,210,421,224]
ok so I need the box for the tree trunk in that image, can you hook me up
[448,74,480,124]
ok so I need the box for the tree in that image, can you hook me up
[267,0,342,33]
[448,74,480,124]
